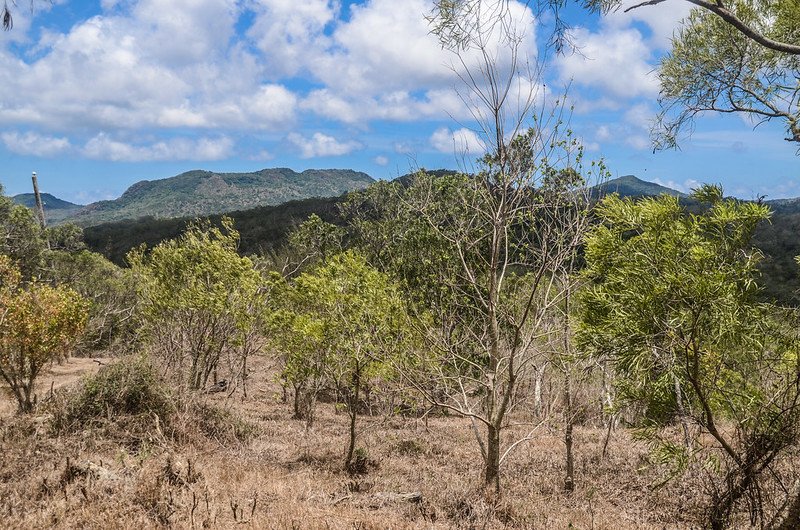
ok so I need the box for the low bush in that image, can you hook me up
[50,356,174,434]
[184,401,258,445]
[50,356,257,451]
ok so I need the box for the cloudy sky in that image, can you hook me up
[0,0,797,204]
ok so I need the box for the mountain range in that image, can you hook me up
[12,168,374,226]
[74,173,800,307]
[11,193,83,223]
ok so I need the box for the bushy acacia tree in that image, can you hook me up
[269,251,411,471]
[0,187,47,279]
[129,219,266,391]
[45,250,138,353]
[0,255,88,412]
[578,186,800,529]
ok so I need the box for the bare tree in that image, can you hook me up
[397,2,603,493]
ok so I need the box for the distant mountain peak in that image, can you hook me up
[11,193,84,223]
[591,175,686,198]
[66,167,375,226]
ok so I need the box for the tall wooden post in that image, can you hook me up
[31,171,46,229]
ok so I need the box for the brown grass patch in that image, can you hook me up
[1,354,794,528]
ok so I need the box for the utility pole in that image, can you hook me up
[31,171,46,229]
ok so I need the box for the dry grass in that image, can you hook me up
[0,355,782,529]
[0,357,109,416]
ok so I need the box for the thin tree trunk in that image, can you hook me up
[564,368,575,493]
[772,490,800,530]
[563,277,575,493]
[533,365,544,418]
[674,372,691,448]
[710,465,758,530]
[344,367,361,471]
[485,423,501,494]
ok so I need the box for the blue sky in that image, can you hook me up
[0,0,797,204]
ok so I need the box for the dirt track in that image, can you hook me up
[0,356,111,415]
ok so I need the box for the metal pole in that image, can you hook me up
[31,171,46,229]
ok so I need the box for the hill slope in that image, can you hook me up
[591,175,686,198]
[67,168,374,226]
[12,193,83,223]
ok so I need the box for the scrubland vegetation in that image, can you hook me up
[2,2,800,529]
[2,148,800,528]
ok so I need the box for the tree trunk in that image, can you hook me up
[292,382,304,419]
[710,465,758,530]
[673,369,691,448]
[564,369,575,493]
[344,367,361,471]
[533,366,544,418]
[484,423,501,494]
[772,490,800,530]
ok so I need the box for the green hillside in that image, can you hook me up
[83,195,345,265]
[67,168,374,226]
[591,175,687,198]
[11,193,83,223]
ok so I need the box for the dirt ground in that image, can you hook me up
[0,357,111,415]
[0,355,788,529]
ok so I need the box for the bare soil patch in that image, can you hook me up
[0,357,112,415]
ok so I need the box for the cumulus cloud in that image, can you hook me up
[284,0,536,122]
[430,127,486,155]
[557,26,658,99]
[0,0,295,138]
[1,131,72,157]
[604,0,693,49]
[82,134,234,162]
[374,155,389,166]
[287,132,363,158]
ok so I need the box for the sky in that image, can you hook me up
[0,0,797,205]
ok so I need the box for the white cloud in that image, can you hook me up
[287,132,363,158]
[595,125,612,141]
[430,127,486,155]
[301,88,473,124]
[247,0,338,79]
[287,0,537,123]
[393,141,414,154]
[82,134,234,162]
[1,131,71,157]
[652,177,701,193]
[604,0,693,49]
[624,103,655,129]
[374,155,389,166]
[625,135,650,150]
[0,0,295,137]
[557,26,658,99]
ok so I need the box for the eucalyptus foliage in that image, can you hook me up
[656,0,800,150]
[578,185,800,529]
[129,218,265,391]
[269,251,412,469]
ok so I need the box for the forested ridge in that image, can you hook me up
[81,176,800,305]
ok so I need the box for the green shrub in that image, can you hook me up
[51,356,174,433]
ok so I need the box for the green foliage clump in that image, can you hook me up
[269,250,412,469]
[51,356,174,432]
[578,185,800,529]
[129,218,266,390]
